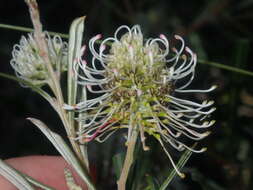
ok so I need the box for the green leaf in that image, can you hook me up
[159,147,194,190]
[0,23,69,38]
[27,117,96,190]
[198,59,253,77]
[145,175,160,190]
[112,152,125,180]
[129,140,149,190]
[0,159,36,190]
[0,72,51,102]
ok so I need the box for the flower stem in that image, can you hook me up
[117,128,138,190]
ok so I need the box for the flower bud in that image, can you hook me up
[10,32,68,86]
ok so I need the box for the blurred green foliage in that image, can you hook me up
[1,0,253,189]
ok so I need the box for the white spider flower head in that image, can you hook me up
[66,25,216,177]
[10,32,68,86]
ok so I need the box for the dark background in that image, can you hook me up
[1,0,253,189]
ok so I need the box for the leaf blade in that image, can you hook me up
[159,148,194,190]
[67,16,85,108]
[0,72,51,102]
[27,117,96,190]
[0,159,36,190]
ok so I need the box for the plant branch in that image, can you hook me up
[24,0,82,161]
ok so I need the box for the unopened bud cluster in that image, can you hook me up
[10,32,68,86]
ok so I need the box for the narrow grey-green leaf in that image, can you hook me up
[27,117,96,190]
[22,173,56,190]
[198,59,253,77]
[159,148,194,190]
[0,23,69,38]
[67,16,85,126]
[15,169,56,190]
[0,72,51,102]
[67,16,87,169]
[0,159,36,190]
